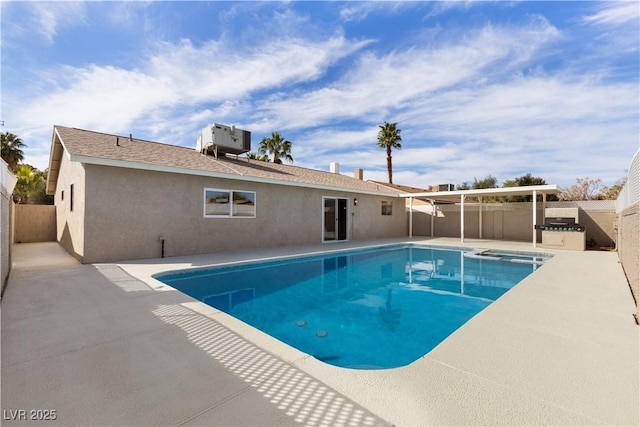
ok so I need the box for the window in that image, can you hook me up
[204,188,256,218]
[70,184,74,212]
[381,200,392,216]
[232,191,256,217]
[61,190,64,201]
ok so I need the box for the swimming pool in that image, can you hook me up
[156,244,550,369]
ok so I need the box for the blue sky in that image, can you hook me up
[1,1,638,188]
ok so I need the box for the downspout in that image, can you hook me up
[158,235,165,258]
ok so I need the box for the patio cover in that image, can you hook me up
[399,185,562,247]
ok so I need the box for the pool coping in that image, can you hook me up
[151,241,554,370]
[115,237,639,426]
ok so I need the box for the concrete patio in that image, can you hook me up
[2,239,638,426]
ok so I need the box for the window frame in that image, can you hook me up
[203,188,256,218]
[381,200,393,216]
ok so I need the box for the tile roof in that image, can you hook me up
[49,126,400,196]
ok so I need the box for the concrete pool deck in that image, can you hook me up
[1,239,638,426]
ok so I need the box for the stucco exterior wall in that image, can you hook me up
[55,155,86,261]
[617,202,639,316]
[1,159,16,295]
[13,204,56,243]
[1,190,13,293]
[80,165,406,263]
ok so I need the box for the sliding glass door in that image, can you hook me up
[323,197,348,241]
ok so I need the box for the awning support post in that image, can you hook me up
[409,196,414,238]
[533,190,538,247]
[430,200,435,237]
[478,195,483,239]
[460,194,465,243]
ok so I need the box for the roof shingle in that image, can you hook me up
[51,126,399,196]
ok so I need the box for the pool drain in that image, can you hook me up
[294,320,307,327]
[315,330,328,338]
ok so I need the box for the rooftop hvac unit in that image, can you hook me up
[196,123,251,157]
[438,184,455,192]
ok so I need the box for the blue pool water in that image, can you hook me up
[156,245,549,369]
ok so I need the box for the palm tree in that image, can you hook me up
[13,164,37,203]
[258,132,293,164]
[245,152,269,162]
[377,122,402,184]
[1,132,26,172]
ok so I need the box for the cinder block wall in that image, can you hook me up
[618,202,639,318]
[419,203,545,241]
[412,201,616,245]
[14,204,56,243]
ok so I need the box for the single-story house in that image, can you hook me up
[45,126,407,263]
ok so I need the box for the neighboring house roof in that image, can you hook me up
[46,126,400,197]
[371,181,456,204]
[370,181,430,194]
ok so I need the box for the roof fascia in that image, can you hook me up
[45,127,72,195]
[70,155,401,197]
[398,184,561,199]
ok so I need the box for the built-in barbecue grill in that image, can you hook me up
[536,208,586,250]
[534,217,585,232]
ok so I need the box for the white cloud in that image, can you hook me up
[338,1,415,23]
[26,2,87,44]
[3,2,637,189]
[583,1,640,25]
[8,32,372,161]
[403,74,638,184]
[248,17,561,131]
[424,0,481,20]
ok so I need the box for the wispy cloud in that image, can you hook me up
[583,1,640,25]
[423,0,481,20]
[11,33,372,146]
[2,2,637,187]
[247,16,561,132]
[338,1,415,22]
[25,1,87,44]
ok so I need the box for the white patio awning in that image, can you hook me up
[399,185,562,247]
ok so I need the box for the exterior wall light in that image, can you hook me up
[354,198,358,206]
